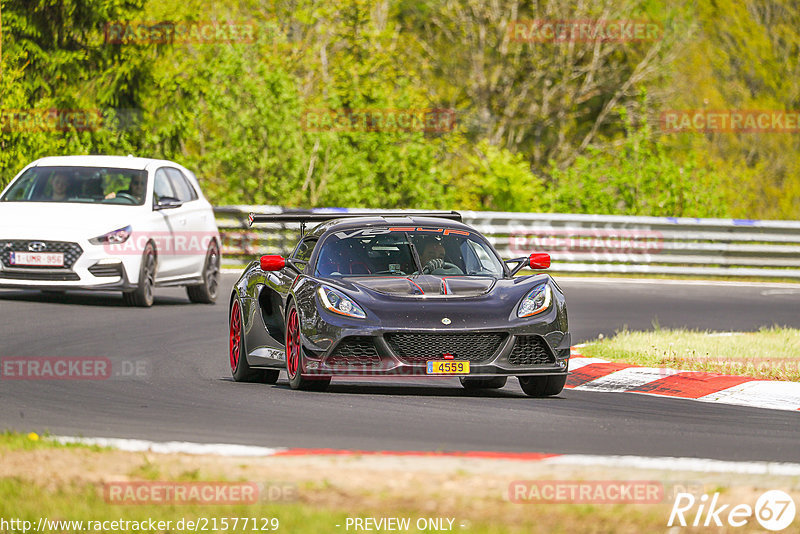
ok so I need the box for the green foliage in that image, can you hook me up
[450,140,545,212]
[663,0,800,220]
[546,105,729,217]
[0,0,151,187]
[1,0,798,219]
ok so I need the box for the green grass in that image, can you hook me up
[0,477,672,534]
[0,430,674,534]
[0,478,344,534]
[579,327,800,381]
[0,431,108,452]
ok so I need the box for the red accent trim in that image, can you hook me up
[406,278,425,294]
[273,448,560,461]
[565,362,634,388]
[443,229,470,236]
[260,255,285,271]
[629,373,755,398]
[384,227,471,236]
[357,276,425,294]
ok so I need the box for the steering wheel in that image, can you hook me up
[423,260,461,274]
[114,192,138,204]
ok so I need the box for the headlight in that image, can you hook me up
[517,283,552,318]
[89,225,132,245]
[317,285,367,318]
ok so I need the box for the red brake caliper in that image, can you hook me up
[230,302,240,371]
[288,311,299,377]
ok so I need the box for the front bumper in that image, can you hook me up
[301,317,570,378]
[286,274,571,378]
[0,238,140,290]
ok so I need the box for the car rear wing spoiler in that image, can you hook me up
[248,211,463,228]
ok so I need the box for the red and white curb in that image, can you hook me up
[51,437,800,475]
[568,349,800,412]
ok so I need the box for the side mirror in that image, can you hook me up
[260,255,285,271]
[507,252,551,276]
[154,197,183,210]
[528,252,551,270]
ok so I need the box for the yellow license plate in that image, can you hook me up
[426,361,470,374]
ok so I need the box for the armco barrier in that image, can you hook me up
[214,206,800,279]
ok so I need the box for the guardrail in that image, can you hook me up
[215,206,800,279]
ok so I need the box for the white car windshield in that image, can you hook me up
[1,166,147,206]
[315,227,505,277]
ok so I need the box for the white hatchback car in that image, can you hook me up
[0,155,221,307]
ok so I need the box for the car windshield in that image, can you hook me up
[1,166,147,205]
[315,227,505,277]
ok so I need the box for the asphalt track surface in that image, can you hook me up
[1,274,799,462]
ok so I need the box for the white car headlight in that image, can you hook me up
[317,285,366,318]
[517,283,552,318]
[89,225,132,245]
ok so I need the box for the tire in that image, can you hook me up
[123,242,156,307]
[518,374,567,397]
[285,301,330,391]
[187,241,220,304]
[230,298,280,383]
[459,376,507,390]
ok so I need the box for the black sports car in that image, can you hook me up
[229,212,570,396]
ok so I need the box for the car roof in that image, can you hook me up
[308,216,475,238]
[29,155,184,172]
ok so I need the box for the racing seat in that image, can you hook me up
[348,261,371,274]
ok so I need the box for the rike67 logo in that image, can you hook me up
[669,490,796,531]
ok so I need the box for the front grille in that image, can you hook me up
[508,335,555,366]
[385,333,506,364]
[0,271,80,281]
[88,263,123,277]
[326,337,381,367]
[0,240,83,269]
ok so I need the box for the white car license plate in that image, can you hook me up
[10,251,65,267]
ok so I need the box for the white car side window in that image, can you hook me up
[153,168,176,204]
